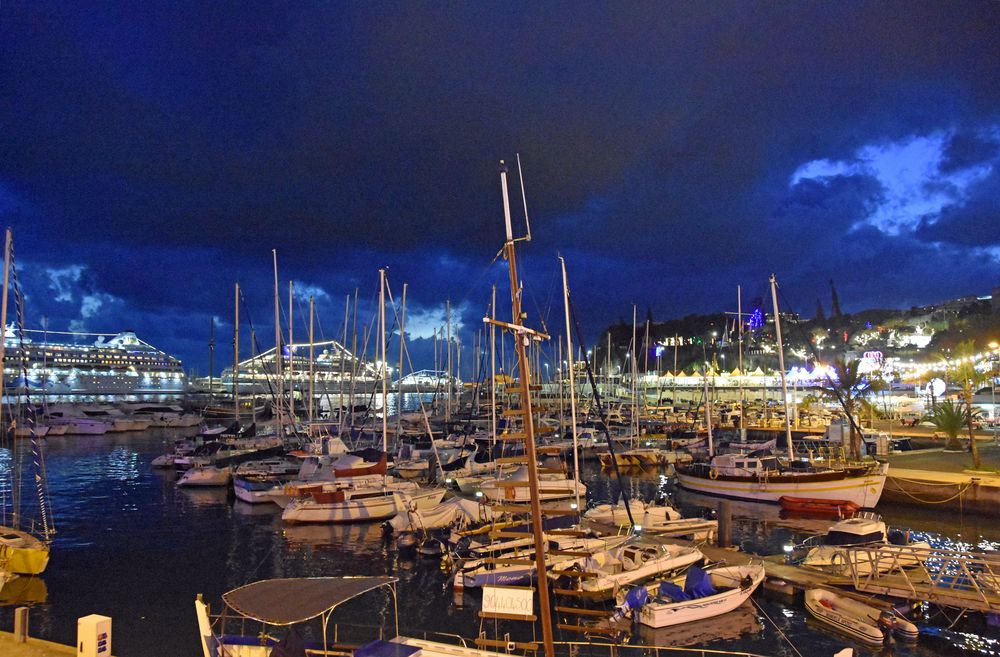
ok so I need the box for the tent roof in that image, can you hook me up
[222,577,396,626]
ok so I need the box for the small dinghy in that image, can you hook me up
[805,589,918,647]
[780,496,860,518]
[627,563,766,629]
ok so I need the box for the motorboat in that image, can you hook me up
[478,465,586,503]
[574,540,704,600]
[194,576,520,657]
[177,466,232,487]
[42,406,111,435]
[805,588,918,646]
[797,512,929,575]
[281,488,403,524]
[629,563,765,629]
[583,500,717,541]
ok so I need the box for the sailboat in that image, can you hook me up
[0,228,55,575]
[674,275,888,507]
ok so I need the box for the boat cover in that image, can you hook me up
[684,566,716,598]
[222,577,397,625]
[658,581,690,602]
[356,640,421,657]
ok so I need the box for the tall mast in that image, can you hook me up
[272,250,282,436]
[770,274,795,460]
[208,317,215,399]
[379,269,388,455]
[349,288,358,435]
[446,299,452,422]
[560,256,581,511]
[340,294,349,433]
[0,229,11,411]
[497,160,554,657]
[234,282,240,420]
[704,366,714,457]
[288,280,295,421]
[738,285,745,438]
[397,283,407,438]
[309,295,315,425]
[489,284,497,468]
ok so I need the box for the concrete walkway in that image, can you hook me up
[887,443,1000,474]
[0,633,75,657]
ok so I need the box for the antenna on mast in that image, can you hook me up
[516,153,532,242]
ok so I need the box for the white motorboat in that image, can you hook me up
[631,564,765,628]
[233,476,283,504]
[43,406,111,435]
[799,512,929,575]
[478,465,586,502]
[576,541,704,599]
[455,533,629,590]
[805,588,918,647]
[177,466,232,487]
[124,403,203,428]
[584,500,718,540]
[282,488,402,524]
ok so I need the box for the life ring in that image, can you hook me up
[709,468,719,480]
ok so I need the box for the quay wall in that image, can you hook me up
[883,468,1000,516]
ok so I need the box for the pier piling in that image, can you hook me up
[717,500,732,547]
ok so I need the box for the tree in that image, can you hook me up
[822,357,872,460]
[925,400,973,451]
[949,340,985,469]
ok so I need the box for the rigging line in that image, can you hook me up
[237,287,279,405]
[567,293,636,530]
[9,240,53,539]
[749,597,806,657]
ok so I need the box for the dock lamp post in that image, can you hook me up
[990,342,999,444]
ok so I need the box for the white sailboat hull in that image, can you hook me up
[282,492,402,524]
[675,463,888,508]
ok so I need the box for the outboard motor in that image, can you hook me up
[612,585,648,621]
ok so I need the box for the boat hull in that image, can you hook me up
[637,565,764,628]
[0,527,50,575]
[675,464,887,508]
[282,493,401,524]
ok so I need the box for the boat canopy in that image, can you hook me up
[222,576,397,626]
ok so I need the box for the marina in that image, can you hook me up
[2,4,1000,657]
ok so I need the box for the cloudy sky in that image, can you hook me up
[2,2,999,375]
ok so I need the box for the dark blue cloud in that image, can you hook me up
[2,2,1000,372]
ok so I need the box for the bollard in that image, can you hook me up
[13,606,28,642]
[717,500,732,548]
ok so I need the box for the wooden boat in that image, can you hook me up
[779,496,859,517]
[0,527,51,575]
[805,588,918,647]
[632,563,765,628]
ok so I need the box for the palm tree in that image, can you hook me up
[925,400,971,451]
[822,358,872,460]
[949,340,985,469]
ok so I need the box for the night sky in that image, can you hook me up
[3,3,999,376]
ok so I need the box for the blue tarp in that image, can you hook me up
[355,640,422,657]
[658,581,690,602]
[684,566,716,598]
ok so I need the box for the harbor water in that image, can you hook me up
[1,422,999,656]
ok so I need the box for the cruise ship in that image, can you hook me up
[220,339,379,396]
[4,328,186,396]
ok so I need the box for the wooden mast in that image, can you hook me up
[495,159,554,657]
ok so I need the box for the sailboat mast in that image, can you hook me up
[770,274,795,460]
[489,284,497,467]
[379,269,388,454]
[309,295,315,425]
[446,299,452,422]
[272,250,282,436]
[738,285,745,438]
[234,282,240,421]
[704,367,714,457]
[288,281,295,421]
[499,160,554,657]
[397,283,407,438]
[340,294,349,434]
[208,317,214,399]
[0,230,9,424]
[560,256,581,511]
